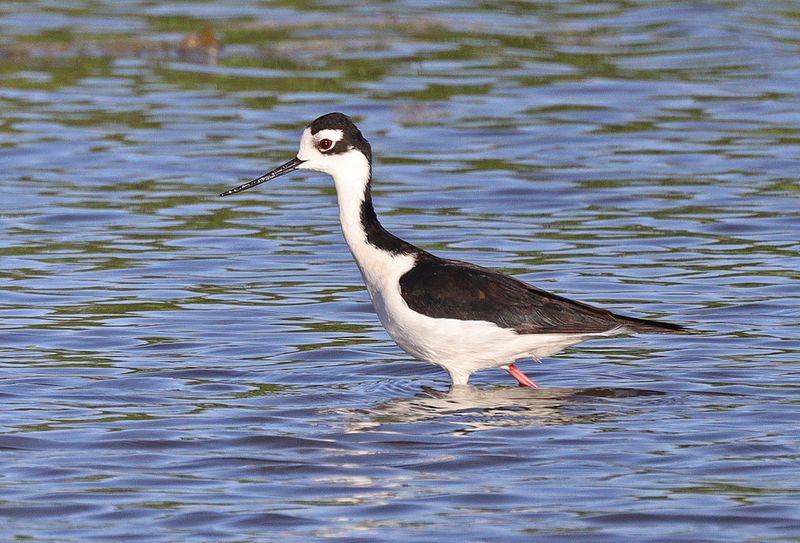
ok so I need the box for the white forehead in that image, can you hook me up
[297,127,344,157]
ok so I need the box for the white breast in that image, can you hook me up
[348,243,607,385]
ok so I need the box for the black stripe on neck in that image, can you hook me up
[360,184,418,255]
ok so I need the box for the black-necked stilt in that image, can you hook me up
[221,112,690,388]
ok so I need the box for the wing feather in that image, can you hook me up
[399,254,685,334]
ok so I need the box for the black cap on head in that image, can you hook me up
[308,112,372,162]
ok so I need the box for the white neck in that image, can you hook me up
[325,151,416,298]
[329,151,372,256]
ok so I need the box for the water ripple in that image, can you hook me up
[1,1,799,542]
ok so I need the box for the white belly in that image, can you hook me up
[360,253,609,385]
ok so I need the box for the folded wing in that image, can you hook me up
[399,254,687,335]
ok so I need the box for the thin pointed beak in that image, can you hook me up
[219,157,305,197]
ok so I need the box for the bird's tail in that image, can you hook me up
[616,313,693,334]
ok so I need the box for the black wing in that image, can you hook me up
[399,254,686,334]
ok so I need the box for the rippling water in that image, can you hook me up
[1,1,799,541]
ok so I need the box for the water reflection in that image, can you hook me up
[341,385,665,434]
[1,1,799,541]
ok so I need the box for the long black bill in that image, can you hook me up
[219,157,304,197]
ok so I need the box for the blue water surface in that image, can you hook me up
[1,1,799,541]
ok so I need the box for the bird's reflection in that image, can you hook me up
[340,385,665,434]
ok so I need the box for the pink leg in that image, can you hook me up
[507,363,538,388]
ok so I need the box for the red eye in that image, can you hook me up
[318,138,333,151]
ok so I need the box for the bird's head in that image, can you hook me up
[220,112,372,197]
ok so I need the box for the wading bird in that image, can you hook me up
[221,113,689,387]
